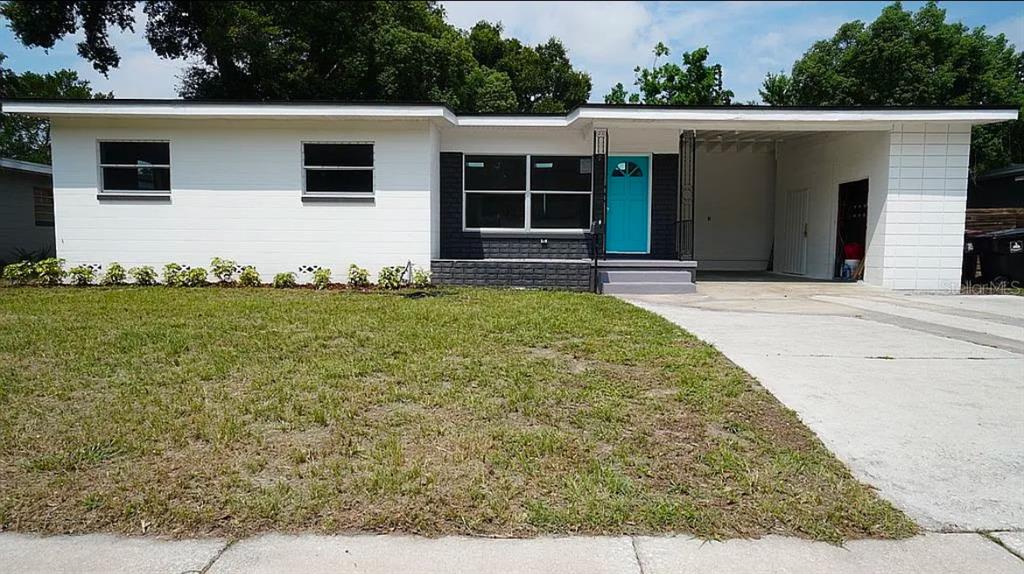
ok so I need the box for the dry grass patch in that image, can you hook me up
[0,287,916,541]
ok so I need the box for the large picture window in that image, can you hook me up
[303,142,374,196]
[99,141,171,193]
[464,154,591,231]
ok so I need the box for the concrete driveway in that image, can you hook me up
[624,276,1024,533]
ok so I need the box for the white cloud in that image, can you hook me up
[990,14,1023,50]
[440,0,849,102]
[70,8,186,98]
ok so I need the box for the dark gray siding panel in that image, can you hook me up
[440,152,594,260]
[651,154,679,259]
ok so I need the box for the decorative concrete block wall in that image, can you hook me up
[882,123,971,290]
[431,259,593,291]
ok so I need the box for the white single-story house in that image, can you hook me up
[0,99,1016,292]
[0,157,55,262]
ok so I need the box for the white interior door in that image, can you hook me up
[783,189,808,275]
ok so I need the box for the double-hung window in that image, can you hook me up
[99,141,171,194]
[464,154,592,231]
[303,142,374,197]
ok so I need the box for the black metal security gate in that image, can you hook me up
[677,130,695,260]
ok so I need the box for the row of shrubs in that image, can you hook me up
[1,257,431,290]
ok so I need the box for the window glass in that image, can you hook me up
[302,143,374,194]
[304,143,373,167]
[99,142,170,166]
[465,193,526,228]
[465,155,526,191]
[305,169,373,193]
[101,167,171,191]
[33,187,54,227]
[531,193,590,229]
[530,156,592,191]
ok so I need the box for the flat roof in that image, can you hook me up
[1,99,1017,129]
[0,157,52,176]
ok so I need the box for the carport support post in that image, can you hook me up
[592,128,608,292]
[678,130,696,261]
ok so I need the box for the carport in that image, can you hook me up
[691,129,889,282]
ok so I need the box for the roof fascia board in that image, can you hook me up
[1,101,455,123]
[2,100,1015,126]
[0,158,52,175]
[577,107,1018,124]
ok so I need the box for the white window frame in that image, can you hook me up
[301,141,375,198]
[97,139,172,196]
[462,153,593,233]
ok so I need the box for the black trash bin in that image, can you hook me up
[962,231,990,284]
[977,228,1024,286]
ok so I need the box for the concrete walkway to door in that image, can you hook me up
[623,274,1024,533]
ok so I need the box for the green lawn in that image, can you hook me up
[0,287,914,541]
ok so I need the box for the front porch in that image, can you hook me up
[432,116,969,292]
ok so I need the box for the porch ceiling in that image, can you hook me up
[695,129,823,152]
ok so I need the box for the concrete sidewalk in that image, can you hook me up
[1,531,1022,574]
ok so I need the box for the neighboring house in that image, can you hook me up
[0,157,55,263]
[0,99,1016,291]
[966,164,1024,234]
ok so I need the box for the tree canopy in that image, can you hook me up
[759,1,1022,171]
[0,53,111,163]
[604,43,734,105]
[1,1,591,113]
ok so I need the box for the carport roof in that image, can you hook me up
[1,99,1017,130]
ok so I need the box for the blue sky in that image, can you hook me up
[2,1,1021,103]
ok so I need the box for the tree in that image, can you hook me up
[0,53,111,163]
[604,43,734,105]
[759,1,1023,172]
[465,22,590,113]
[2,1,591,113]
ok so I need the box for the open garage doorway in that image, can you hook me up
[835,179,868,280]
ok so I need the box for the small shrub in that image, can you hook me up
[412,267,431,289]
[348,264,370,288]
[377,266,404,290]
[163,263,184,286]
[11,247,51,263]
[273,272,297,288]
[238,266,261,287]
[101,262,127,285]
[2,260,38,285]
[129,265,158,286]
[35,258,66,285]
[210,257,237,284]
[182,267,208,287]
[68,265,95,286]
[312,267,332,290]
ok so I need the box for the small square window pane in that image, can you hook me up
[305,169,373,193]
[465,193,525,228]
[34,187,54,226]
[465,155,526,191]
[102,167,171,191]
[530,156,592,191]
[100,142,170,165]
[304,144,373,167]
[531,193,591,229]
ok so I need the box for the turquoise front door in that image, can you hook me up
[606,156,650,253]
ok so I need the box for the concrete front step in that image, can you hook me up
[601,281,697,295]
[599,270,692,283]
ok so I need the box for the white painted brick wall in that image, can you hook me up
[880,122,970,290]
[51,118,435,283]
